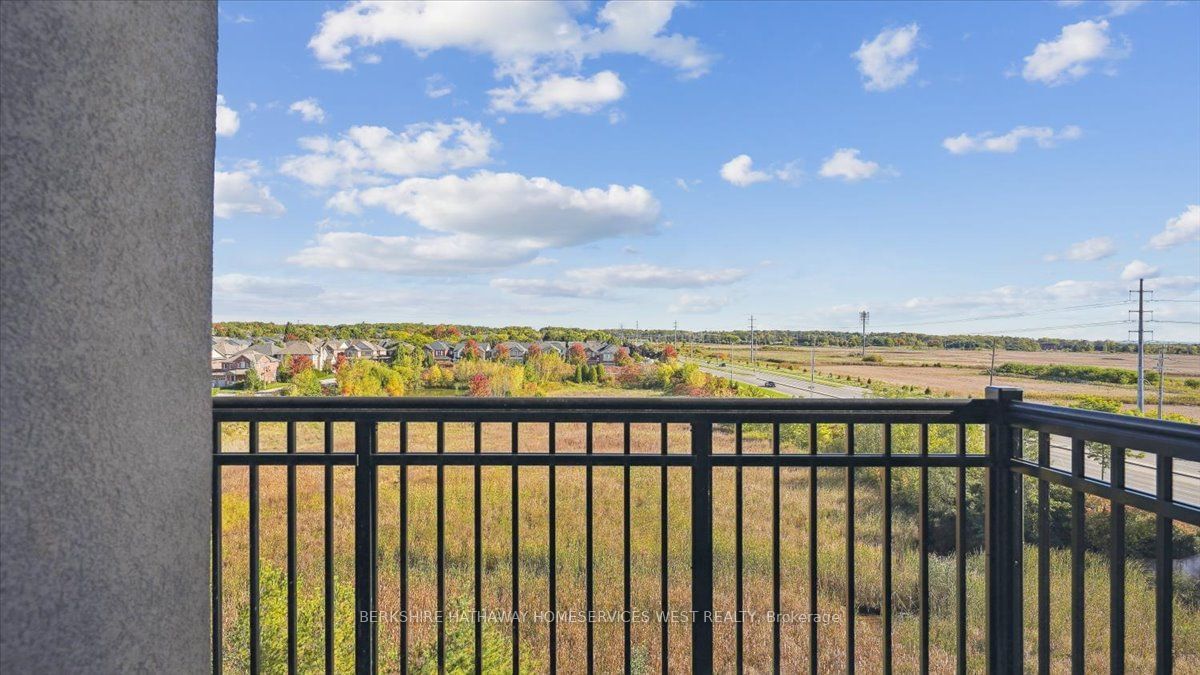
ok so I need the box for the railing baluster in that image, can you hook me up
[548,422,557,673]
[353,420,375,675]
[1037,432,1050,675]
[398,421,408,675]
[212,421,223,675]
[436,421,445,675]
[660,423,669,674]
[919,424,929,675]
[772,422,781,675]
[287,421,298,675]
[1071,438,1084,675]
[735,423,744,673]
[1109,446,1125,675]
[1155,453,1174,673]
[623,422,632,675]
[808,422,818,675]
[325,422,335,675]
[512,422,520,673]
[882,423,893,675]
[250,421,261,674]
[586,421,595,675]
[691,419,714,674]
[474,422,482,675]
[846,423,856,675]
[955,423,967,675]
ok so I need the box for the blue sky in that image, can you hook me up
[213,0,1200,341]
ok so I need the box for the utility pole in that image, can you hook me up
[859,310,870,358]
[989,338,997,386]
[1129,279,1150,413]
[1157,349,1165,420]
[749,315,756,366]
[810,341,815,388]
[673,320,678,346]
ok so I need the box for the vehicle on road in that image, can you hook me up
[764,380,776,388]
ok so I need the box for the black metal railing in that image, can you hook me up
[211,388,1200,674]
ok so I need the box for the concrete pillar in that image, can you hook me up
[1,2,214,670]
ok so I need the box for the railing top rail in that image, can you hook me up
[1006,400,1200,461]
[212,396,996,424]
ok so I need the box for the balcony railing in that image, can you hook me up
[211,388,1200,674]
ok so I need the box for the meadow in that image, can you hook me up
[696,344,1200,419]
[215,417,1199,673]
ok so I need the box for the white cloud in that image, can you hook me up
[213,169,285,219]
[1022,20,1128,86]
[490,278,604,298]
[489,71,626,116]
[288,98,327,123]
[307,1,710,116]
[1148,205,1200,250]
[279,119,494,187]
[720,154,772,187]
[852,24,920,92]
[668,293,729,314]
[1043,236,1117,262]
[1121,259,1160,281]
[943,125,1082,154]
[216,95,240,137]
[818,149,883,182]
[331,171,660,248]
[1105,1,1148,17]
[214,274,321,299]
[564,264,744,288]
[719,155,798,187]
[425,74,454,99]
[289,232,540,275]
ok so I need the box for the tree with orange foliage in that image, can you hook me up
[493,344,510,362]
[334,353,348,372]
[568,342,587,365]
[527,343,542,358]
[615,347,632,366]
[662,344,678,361]
[291,354,314,374]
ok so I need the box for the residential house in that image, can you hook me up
[423,341,451,363]
[215,349,279,387]
[492,341,528,362]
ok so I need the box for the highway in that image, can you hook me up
[694,359,1200,505]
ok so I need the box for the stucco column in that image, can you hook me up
[1,2,214,670]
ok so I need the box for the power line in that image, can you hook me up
[867,300,1130,331]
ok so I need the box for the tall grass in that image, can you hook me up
[216,422,1199,673]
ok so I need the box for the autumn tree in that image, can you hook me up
[662,344,678,362]
[615,347,631,366]
[493,344,510,362]
[334,353,348,372]
[291,354,314,375]
[568,342,587,365]
[468,373,491,397]
[527,343,542,358]
[462,339,482,361]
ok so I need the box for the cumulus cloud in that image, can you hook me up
[213,168,285,218]
[289,232,541,275]
[1148,205,1200,250]
[1022,20,1128,86]
[288,98,327,123]
[330,171,660,248]
[943,125,1082,154]
[720,154,772,187]
[279,119,494,187]
[1121,259,1160,281]
[668,293,729,314]
[818,149,883,182]
[216,95,240,137]
[852,24,920,92]
[307,1,710,116]
[489,71,626,116]
[1043,236,1117,262]
[564,264,744,288]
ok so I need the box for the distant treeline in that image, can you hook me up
[996,362,1161,385]
[210,322,1199,355]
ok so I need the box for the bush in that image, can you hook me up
[862,354,883,363]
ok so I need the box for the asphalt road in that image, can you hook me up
[695,359,1200,506]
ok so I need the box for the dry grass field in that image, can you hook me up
[216,416,1199,673]
[700,345,1200,419]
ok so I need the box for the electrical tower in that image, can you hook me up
[859,310,869,358]
[1129,279,1152,412]
[1157,349,1165,420]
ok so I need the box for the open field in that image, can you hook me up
[698,345,1200,419]
[216,417,1199,673]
